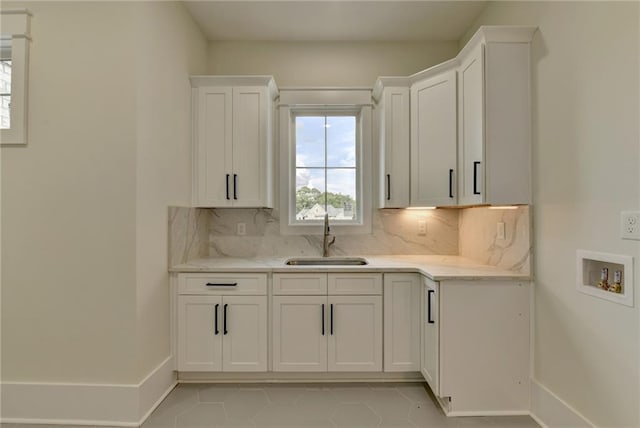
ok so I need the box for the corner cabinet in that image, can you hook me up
[373,78,410,208]
[420,277,530,415]
[457,28,534,206]
[175,273,268,372]
[190,76,278,208]
[383,273,421,372]
[410,63,458,207]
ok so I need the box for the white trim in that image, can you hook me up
[0,356,176,427]
[530,379,595,428]
[279,89,373,236]
[0,9,31,145]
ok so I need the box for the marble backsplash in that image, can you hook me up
[168,205,531,274]
[168,206,210,266]
[206,208,459,257]
[458,206,531,274]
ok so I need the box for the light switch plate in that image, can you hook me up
[621,211,640,240]
[497,222,506,240]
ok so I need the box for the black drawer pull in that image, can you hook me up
[206,282,238,287]
[386,174,391,200]
[233,174,238,200]
[330,303,334,335]
[214,304,219,335]
[223,303,228,335]
[449,169,454,198]
[473,161,481,195]
[427,289,435,324]
[321,304,325,336]
[225,174,230,200]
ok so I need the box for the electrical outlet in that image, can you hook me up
[237,222,246,236]
[418,218,427,236]
[497,222,506,240]
[621,211,640,240]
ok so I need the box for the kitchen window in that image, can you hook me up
[279,89,372,235]
[294,113,359,224]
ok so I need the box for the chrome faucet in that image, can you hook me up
[322,214,336,257]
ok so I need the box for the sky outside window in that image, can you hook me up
[295,115,357,221]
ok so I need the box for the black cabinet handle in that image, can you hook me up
[214,304,219,335]
[449,169,454,198]
[225,174,230,200]
[206,282,238,287]
[473,161,481,195]
[233,174,238,200]
[330,303,334,335]
[427,290,435,324]
[386,174,391,201]
[223,303,228,335]
[321,304,325,336]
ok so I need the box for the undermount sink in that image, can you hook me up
[285,257,369,266]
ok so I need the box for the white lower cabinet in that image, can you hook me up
[420,277,439,393]
[272,296,327,372]
[272,273,382,372]
[176,274,267,372]
[328,295,382,372]
[420,277,530,414]
[384,273,421,372]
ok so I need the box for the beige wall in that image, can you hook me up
[134,1,207,379]
[1,2,139,383]
[464,2,639,427]
[1,1,208,385]
[208,41,458,87]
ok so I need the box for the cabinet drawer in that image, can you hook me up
[178,273,267,295]
[328,274,382,295]
[273,273,327,295]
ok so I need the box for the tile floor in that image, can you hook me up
[0,383,540,428]
[140,382,540,428]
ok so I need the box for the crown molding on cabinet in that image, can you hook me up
[190,75,279,100]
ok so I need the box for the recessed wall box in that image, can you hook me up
[576,250,634,307]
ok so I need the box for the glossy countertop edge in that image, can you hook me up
[170,255,531,281]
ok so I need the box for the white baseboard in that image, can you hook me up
[0,356,176,427]
[530,379,594,428]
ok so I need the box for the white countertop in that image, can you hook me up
[170,255,530,281]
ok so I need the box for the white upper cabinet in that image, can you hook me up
[410,65,458,207]
[191,76,278,208]
[457,27,535,206]
[373,78,410,208]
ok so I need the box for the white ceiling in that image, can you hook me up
[183,1,488,42]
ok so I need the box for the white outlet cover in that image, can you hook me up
[621,211,640,240]
[237,222,246,236]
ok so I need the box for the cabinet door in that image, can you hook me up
[411,70,458,207]
[457,43,485,206]
[221,295,267,372]
[194,87,233,207]
[177,295,223,372]
[328,296,382,372]
[272,296,328,372]
[232,87,268,207]
[384,274,421,372]
[421,277,439,395]
[379,87,410,208]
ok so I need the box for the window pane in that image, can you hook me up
[295,168,325,220]
[296,116,325,167]
[327,116,356,167]
[326,168,357,220]
[0,59,11,130]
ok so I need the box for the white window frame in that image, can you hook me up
[279,89,372,235]
[1,9,31,146]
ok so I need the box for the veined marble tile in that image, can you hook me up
[207,208,459,258]
[458,206,531,274]
[168,206,210,266]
